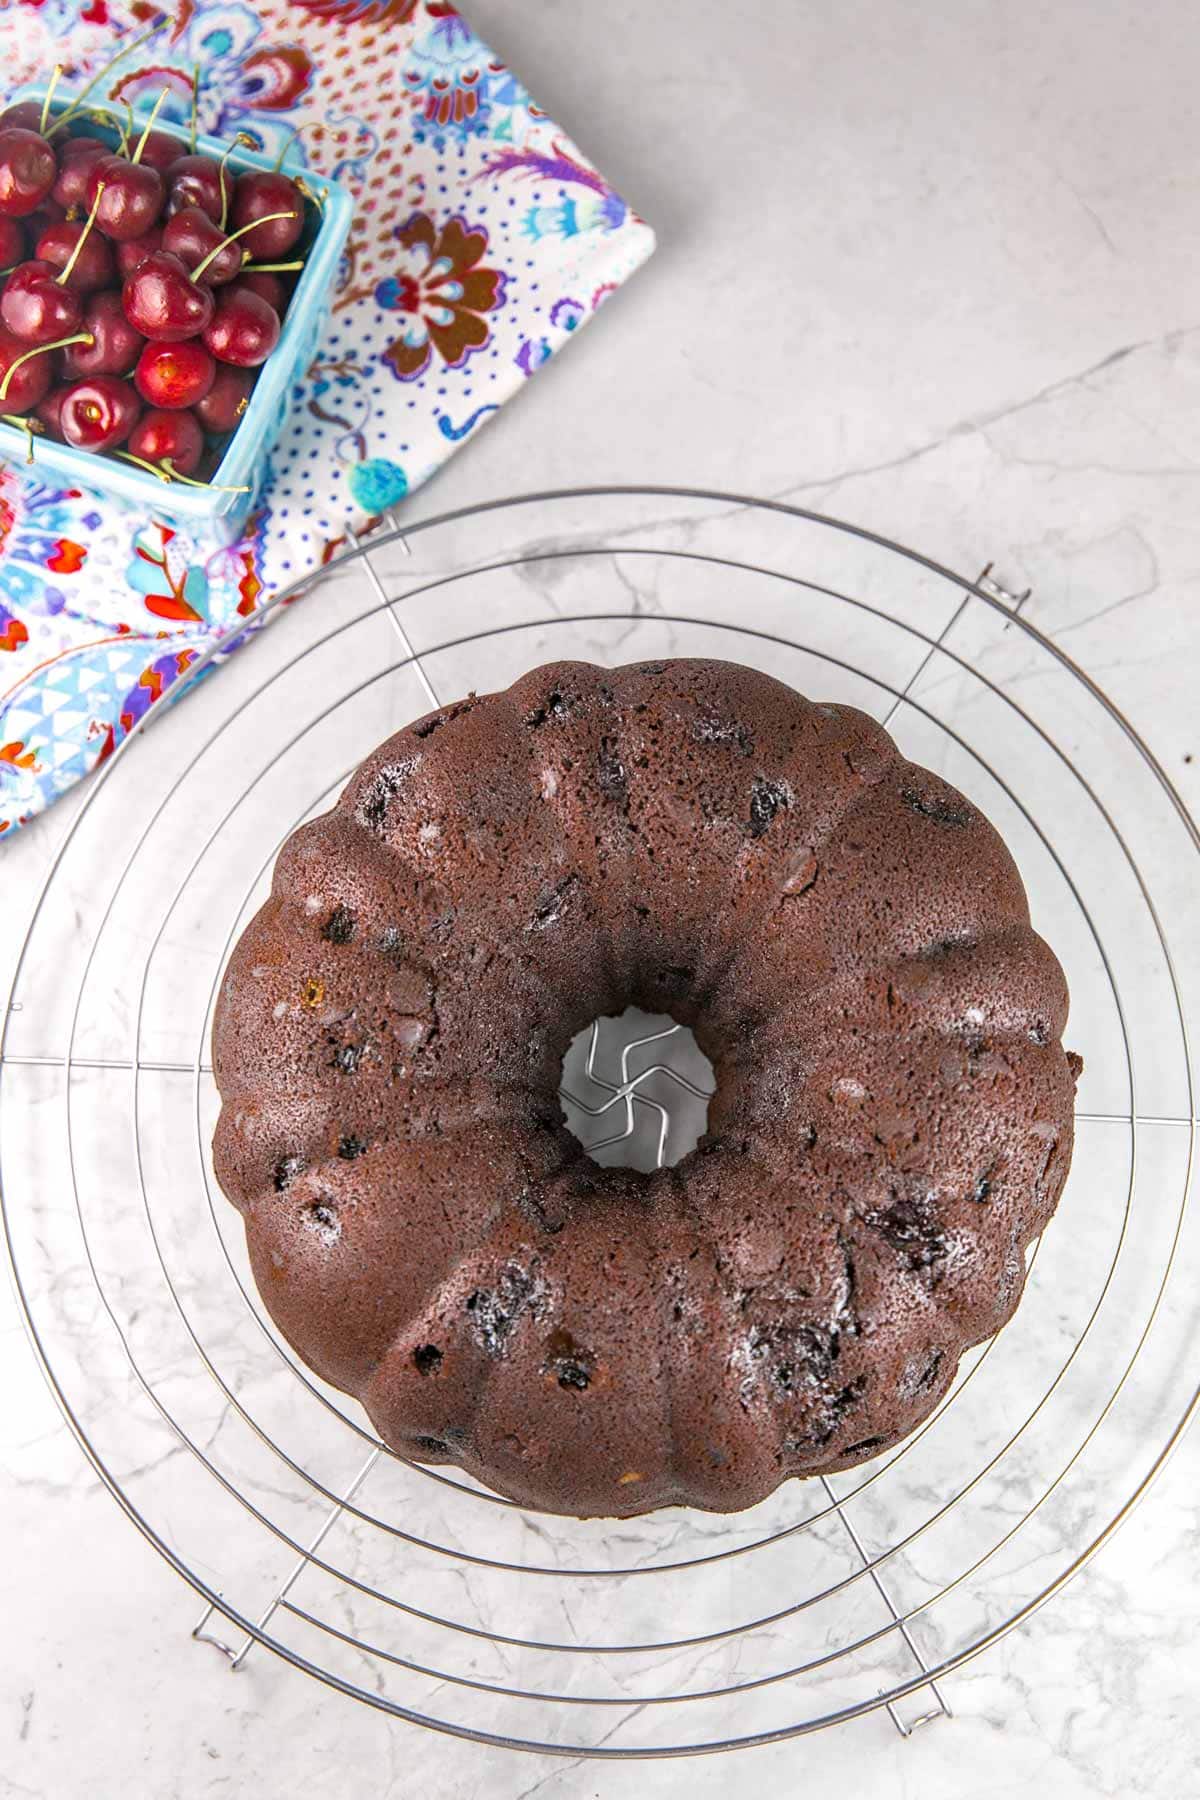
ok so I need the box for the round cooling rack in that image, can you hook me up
[2,488,1197,1758]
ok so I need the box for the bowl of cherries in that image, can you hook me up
[0,78,352,537]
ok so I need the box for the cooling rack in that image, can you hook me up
[2,488,1197,1758]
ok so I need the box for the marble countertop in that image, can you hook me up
[3,1,1199,1794]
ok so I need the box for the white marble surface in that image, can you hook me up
[3,1,1200,1794]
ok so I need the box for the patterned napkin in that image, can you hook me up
[0,0,654,836]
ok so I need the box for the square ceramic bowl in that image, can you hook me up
[0,83,352,539]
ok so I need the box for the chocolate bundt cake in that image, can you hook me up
[213,658,1079,1518]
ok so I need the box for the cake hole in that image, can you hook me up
[559,1006,716,1173]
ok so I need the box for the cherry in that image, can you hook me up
[194,360,254,433]
[61,291,143,377]
[127,405,204,475]
[24,202,68,246]
[123,251,214,341]
[0,261,82,344]
[34,218,114,293]
[115,226,164,278]
[87,156,163,241]
[0,127,57,218]
[165,153,227,224]
[35,384,67,438]
[0,326,56,409]
[0,215,24,266]
[0,102,44,133]
[51,137,107,210]
[62,129,110,153]
[230,171,304,257]
[59,375,140,450]
[133,128,187,175]
[163,205,244,286]
[231,269,287,315]
[1,180,108,343]
[122,209,294,343]
[134,338,214,409]
[201,286,279,367]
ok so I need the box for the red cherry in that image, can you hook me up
[34,218,114,293]
[123,251,214,341]
[134,338,215,409]
[0,325,55,410]
[0,127,57,218]
[61,291,143,377]
[34,384,67,438]
[23,201,68,244]
[230,171,303,257]
[231,269,287,315]
[115,226,164,278]
[194,360,254,433]
[87,155,163,241]
[201,287,279,367]
[51,137,107,210]
[0,102,45,133]
[165,154,227,224]
[0,260,82,344]
[62,130,111,155]
[127,405,204,475]
[132,129,187,175]
[0,215,24,265]
[162,204,244,286]
[59,375,140,450]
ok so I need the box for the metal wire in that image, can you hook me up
[136,591,1146,1595]
[559,1017,716,1164]
[110,609,1153,1634]
[1,489,1196,1760]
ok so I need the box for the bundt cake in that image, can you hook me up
[213,657,1079,1518]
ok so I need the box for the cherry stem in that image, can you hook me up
[0,331,92,401]
[47,20,167,137]
[241,259,304,272]
[218,134,255,231]
[115,449,172,483]
[56,183,105,287]
[40,67,63,135]
[163,458,250,491]
[190,65,199,155]
[131,88,170,165]
[190,210,297,283]
[2,412,43,464]
[114,451,251,492]
[80,106,128,155]
[272,121,321,173]
[295,175,326,212]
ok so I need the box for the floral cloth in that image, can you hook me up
[0,0,654,836]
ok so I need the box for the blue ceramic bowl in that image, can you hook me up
[0,84,353,539]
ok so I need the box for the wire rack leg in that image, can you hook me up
[192,1448,382,1670]
[819,1476,951,1736]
